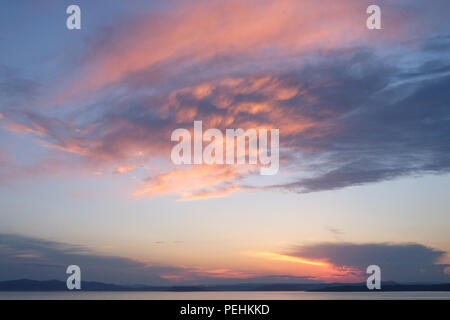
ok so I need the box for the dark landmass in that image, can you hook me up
[1,279,450,292]
[311,283,450,292]
[0,279,326,291]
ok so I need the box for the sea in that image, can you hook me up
[1,291,450,300]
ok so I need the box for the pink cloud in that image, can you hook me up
[55,0,408,103]
[4,1,443,200]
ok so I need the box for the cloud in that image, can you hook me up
[133,161,252,201]
[0,233,321,285]
[326,227,344,237]
[0,233,174,285]
[0,65,40,108]
[258,48,450,193]
[59,0,387,101]
[1,234,449,285]
[2,2,450,200]
[5,46,450,199]
[288,242,450,283]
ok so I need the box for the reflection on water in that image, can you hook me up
[1,291,450,300]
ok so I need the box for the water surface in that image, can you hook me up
[1,291,449,300]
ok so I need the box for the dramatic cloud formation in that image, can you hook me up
[2,233,448,284]
[57,0,382,100]
[0,233,324,285]
[1,0,449,201]
[287,242,450,283]
[1,0,450,288]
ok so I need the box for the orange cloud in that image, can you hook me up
[133,165,248,200]
[7,70,330,200]
[162,74,319,135]
[249,251,330,267]
[115,166,137,174]
[244,250,364,282]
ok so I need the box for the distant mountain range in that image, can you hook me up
[1,279,450,292]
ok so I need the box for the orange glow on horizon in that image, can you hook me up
[250,251,330,267]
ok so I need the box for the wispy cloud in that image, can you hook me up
[1,1,450,201]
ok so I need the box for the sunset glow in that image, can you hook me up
[249,252,330,267]
[0,0,449,289]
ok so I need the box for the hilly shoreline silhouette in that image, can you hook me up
[1,279,449,292]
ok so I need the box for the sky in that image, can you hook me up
[0,0,450,285]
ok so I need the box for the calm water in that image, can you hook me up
[1,291,450,300]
